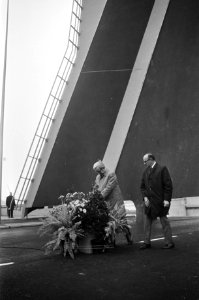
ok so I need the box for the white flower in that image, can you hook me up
[83,209,86,213]
[66,193,72,197]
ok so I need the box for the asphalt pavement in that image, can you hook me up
[1,208,199,300]
[1,217,199,300]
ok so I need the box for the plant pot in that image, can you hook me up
[91,238,106,254]
[78,233,95,254]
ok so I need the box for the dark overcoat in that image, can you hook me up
[6,195,15,210]
[140,163,173,219]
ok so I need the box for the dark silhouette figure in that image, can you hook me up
[6,192,16,218]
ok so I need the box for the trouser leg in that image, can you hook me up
[125,226,133,244]
[7,208,10,217]
[144,215,153,244]
[159,216,173,245]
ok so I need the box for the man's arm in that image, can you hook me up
[101,173,117,199]
[140,173,149,198]
[140,174,150,207]
[6,197,9,207]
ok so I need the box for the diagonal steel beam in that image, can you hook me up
[103,0,171,171]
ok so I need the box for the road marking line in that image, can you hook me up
[0,262,14,266]
[138,235,178,243]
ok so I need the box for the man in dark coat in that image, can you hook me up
[6,192,15,218]
[140,153,174,249]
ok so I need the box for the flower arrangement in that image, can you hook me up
[38,199,84,259]
[39,190,132,259]
[74,191,109,240]
[104,203,132,246]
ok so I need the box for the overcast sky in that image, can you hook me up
[0,0,73,202]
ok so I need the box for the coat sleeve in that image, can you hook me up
[162,167,173,201]
[140,172,147,199]
[93,175,99,190]
[6,197,9,207]
[101,173,117,199]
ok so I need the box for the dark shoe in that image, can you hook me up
[139,243,151,250]
[162,243,175,249]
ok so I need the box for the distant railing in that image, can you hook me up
[14,0,83,209]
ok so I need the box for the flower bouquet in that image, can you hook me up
[39,191,110,259]
[39,190,132,259]
[38,195,85,259]
[104,203,132,246]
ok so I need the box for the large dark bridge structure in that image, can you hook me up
[14,0,199,215]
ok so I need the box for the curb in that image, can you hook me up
[0,222,43,229]
[1,216,198,230]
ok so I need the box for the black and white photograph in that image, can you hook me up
[1,0,199,299]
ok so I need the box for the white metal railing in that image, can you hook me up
[14,0,83,209]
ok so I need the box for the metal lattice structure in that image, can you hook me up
[14,0,83,209]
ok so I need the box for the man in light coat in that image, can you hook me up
[93,160,124,211]
[93,160,132,244]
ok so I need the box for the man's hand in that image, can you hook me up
[93,184,99,191]
[144,197,150,207]
[163,200,170,207]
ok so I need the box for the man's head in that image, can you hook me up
[93,160,106,176]
[143,153,156,167]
